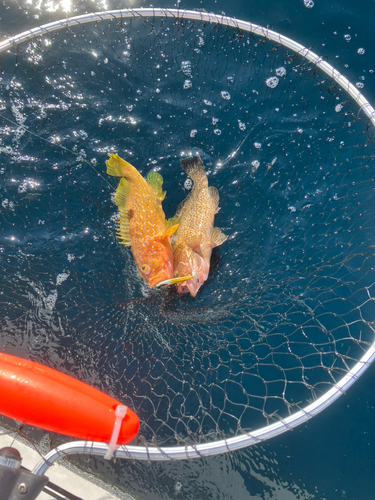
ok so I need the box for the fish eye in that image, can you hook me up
[140,264,151,275]
[174,271,179,277]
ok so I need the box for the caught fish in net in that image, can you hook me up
[0,8,375,472]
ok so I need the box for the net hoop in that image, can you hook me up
[2,8,375,462]
[1,8,375,126]
[32,340,375,474]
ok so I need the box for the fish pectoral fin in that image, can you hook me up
[208,186,220,213]
[147,171,166,201]
[106,154,134,177]
[186,235,203,256]
[210,227,228,248]
[155,223,179,242]
[166,217,180,229]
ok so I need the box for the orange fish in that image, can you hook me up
[106,154,191,289]
[172,154,228,297]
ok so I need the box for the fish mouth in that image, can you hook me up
[154,275,194,288]
[177,277,200,297]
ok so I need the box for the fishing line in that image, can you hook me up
[0,112,117,191]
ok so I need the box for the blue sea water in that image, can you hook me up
[1,1,375,499]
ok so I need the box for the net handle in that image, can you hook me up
[0,8,374,127]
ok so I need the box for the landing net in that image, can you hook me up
[1,9,375,462]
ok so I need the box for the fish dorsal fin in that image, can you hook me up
[114,177,131,208]
[114,178,131,246]
[175,192,191,218]
[186,235,203,256]
[147,171,166,201]
[208,186,220,213]
[155,223,179,242]
[210,227,228,248]
[166,217,180,229]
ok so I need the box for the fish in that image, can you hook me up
[172,153,228,297]
[106,154,192,289]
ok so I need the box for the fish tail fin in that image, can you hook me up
[180,154,208,187]
[106,154,138,179]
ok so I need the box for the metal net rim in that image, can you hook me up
[1,8,375,463]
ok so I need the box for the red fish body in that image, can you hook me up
[173,154,227,297]
[106,154,178,289]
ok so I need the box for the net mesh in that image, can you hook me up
[0,13,375,450]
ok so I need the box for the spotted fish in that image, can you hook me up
[172,154,228,296]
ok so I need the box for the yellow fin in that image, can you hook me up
[113,179,131,246]
[155,223,179,242]
[166,217,180,229]
[115,207,131,246]
[114,178,131,208]
[211,227,227,248]
[147,171,166,201]
[106,154,134,177]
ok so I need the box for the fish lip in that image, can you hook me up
[177,278,199,297]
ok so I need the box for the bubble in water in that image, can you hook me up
[275,67,286,77]
[251,160,260,171]
[184,178,192,190]
[190,129,197,138]
[265,76,279,89]
[344,34,351,42]
[335,103,344,112]
[56,272,70,286]
[356,82,364,89]
[204,100,212,106]
[238,120,246,131]
[214,129,222,136]
[175,482,182,493]
[254,142,262,149]
[183,80,192,89]
[220,91,231,100]
[304,0,314,7]
[181,60,192,76]
[357,48,365,55]
[103,58,108,64]
[212,117,219,125]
